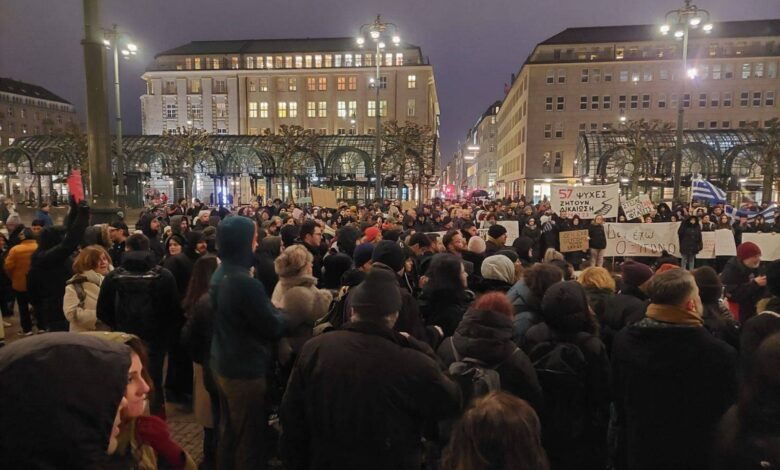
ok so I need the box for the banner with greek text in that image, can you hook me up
[605,222,680,257]
[551,184,619,219]
[621,194,654,221]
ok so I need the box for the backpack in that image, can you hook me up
[112,266,163,342]
[447,336,520,406]
[528,332,591,446]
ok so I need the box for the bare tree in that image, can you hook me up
[742,117,780,204]
[611,119,673,198]
[162,126,210,201]
[268,124,319,203]
[381,120,435,200]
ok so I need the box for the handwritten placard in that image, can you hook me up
[560,229,589,253]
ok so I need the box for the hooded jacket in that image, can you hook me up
[210,216,287,379]
[678,217,703,255]
[163,230,204,299]
[0,333,130,469]
[139,214,165,261]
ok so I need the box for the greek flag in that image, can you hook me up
[692,179,727,203]
[724,203,777,224]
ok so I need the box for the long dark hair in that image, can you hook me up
[423,253,466,302]
[182,255,218,313]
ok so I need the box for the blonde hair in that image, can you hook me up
[543,248,564,263]
[578,266,616,291]
[274,244,313,278]
[72,245,111,274]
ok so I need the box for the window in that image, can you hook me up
[348,76,357,90]
[216,126,227,135]
[334,54,341,67]
[753,91,762,106]
[385,53,393,66]
[364,53,372,67]
[769,62,777,78]
[579,123,587,132]
[710,93,719,107]
[337,77,346,91]
[324,54,332,67]
[288,78,297,92]
[591,95,599,110]
[682,93,690,108]
[740,92,749,107]
[618,95,627,109]
[314,55,322,68]
[307,101,316,118]
[556,96,565,111]
[249,102,259,118]
[603,95,611,109]
[259,102,268,118]
[146,81,154,95]
[289,102,298,118]
[580,96,588,110]
[558,69,567,83]
[231,57,239,69]
[660,69,669,80]
[395,53,404,66]
[642,94,650,109]
[286,56,295,69]
[259,78,268,92]
[741,63,751,79]
[185,57,192,70]
[619,70,629,82]
[630,95,638,109]
[407,74,417,89]
[212,58,221,69]
[592,69,601,82]
[755,62,764,78]
[165,103,177,119]
[546,70,555,84]
[188,79,201,94]
[278,102,288,118]
[712,64,721,80]
[295,56,303,68]
[697,121,706,129]
[699,93,707,107]
[163,80,177,94]
[643,69,653,81]
[554,151,563,173]
[337,128,346,135]
[367,101,376,117]
[248,79,257,92]
[766,91,775,107]
[544,123,552,139]
[215,102,227,118]
[194,57,201,70]
[724,63,734,79]
[603,70,611,82]
[590,122,599,131]
[338,101,347,118]
[355,55,362,67]
[378,76,387,89]
[407,98,416,117]
[723,92,732,107]
[213,79,227,94]
[581,69,589,83]
[318,77,327,91]
[345,54,353,67]
[307,77,316,91]
[546,96,554,111]
[631,71,640,82]
[709,121,718,129]
[722,121,730,129]
[275,56,283,68]
[348,100,357,118]
[554,123,564,139]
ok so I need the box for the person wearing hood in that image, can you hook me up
[27,197,91,331]
[0,333,130,468]
[476,254,516,293]
[210,216,289,470]
[170,214,190,237]
[653,202,672,223]
[164,232,186,261]
[139,213,165,262]
[437,292,543,412]
[164,230,206,300]
[512,235,536,267]
[507,263,564,346]
[612,269,737,470]
[254,235,281,296]
[63,245,111,332]
[678,215,703,270]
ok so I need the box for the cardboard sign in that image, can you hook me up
[402,200,418,212]
[67,169,84,203]
[604,222,681,257]
[551,184,619,219]
[498,220,520,245]
[621,194,654,221]
[742,233,780,261]
[560,229,589,253]
[310,187,338,209]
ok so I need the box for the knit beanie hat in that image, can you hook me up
[737,241,761,261]
[488,224,507,239]
[481,255,515,284]
[541,281,590,332]
[321,253,354,290]
[692,266,722,304]
[364,226,381,243]
[621,260,653,288]
[350,268,402,317]
[353,243,375,268]
[371,240,405,272]
[467,235,486,254]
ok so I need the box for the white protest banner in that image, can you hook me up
[715,229,737,257]
[621,194,654,221]
[696,232,716,259]
[742,233,780,261]
[498,220,520,245]
[604,222,680,257]
[551,184,619,219]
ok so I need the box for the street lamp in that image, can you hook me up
[357,14,401,200]
[659,0,712,202]
[103,24,138,209]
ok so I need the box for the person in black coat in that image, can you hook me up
[678,215,703,270]
[139,213,165,262]
[27,197,90,331]
[254,235,281,296]
[164,230,206,300]
[417,253,472,339]
[721,242,767,323]
[693,266,740,350]
[279,268,461,470]
[588,215,607,267]
[611,269,738,470]
[437,293,543,412]
[602,261,652,354]
[521,219,542,260]
[739,260,780,378]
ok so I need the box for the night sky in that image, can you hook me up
[1,0,778,164]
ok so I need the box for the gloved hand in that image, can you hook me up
[135,415,186,469]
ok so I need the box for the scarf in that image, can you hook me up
[646,303,703,326]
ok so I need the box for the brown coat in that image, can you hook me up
[4,239,38,291]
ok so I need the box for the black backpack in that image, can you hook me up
[112,266,163,342]
[447,336,520,406]
[528,332,591,447]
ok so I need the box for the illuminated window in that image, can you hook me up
[348,101,357,117]
[345,54,353,67]
[288,78,297,91]
[407,98,415,117]
[259,78,268,92]
[307,101,316,118]
[338,101,347,118]
[246,56,254,69]
[194,58,201,70]
[285,56,293,68]
[307,77,316,91]
[407,75,416,89]
[305,55,312,68]
[249,102,258,118]
[324,54,332,67]
[295,56,303,68]
[259,102,268,118]
[318,77,327,91]
[395,53,403,65]
[315,55,322,68]
[231,57,239,69]
[318,101,327,117]
[289,102,297,117]
[348,76,357,90]
[335,54,342,67]
[278,102,287,118]
[337,77,346,91]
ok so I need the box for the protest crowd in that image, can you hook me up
[0,188,779,470]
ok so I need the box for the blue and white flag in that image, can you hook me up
[692,179,727,203]
[725,203,777,224]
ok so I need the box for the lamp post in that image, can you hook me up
[103,24,137,210]
[357,14,401,200]
[660,0,712,202]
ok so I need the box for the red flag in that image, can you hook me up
[67,169,84,203]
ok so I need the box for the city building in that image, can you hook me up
[140,38,438,137]
[0,77,78,149]
[470,101,501,193]
[496,19,780,201]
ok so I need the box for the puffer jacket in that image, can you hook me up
[4,238,37,291]
[506,279,543,345]
[63,269,104,332]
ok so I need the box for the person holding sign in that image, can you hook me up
[678,216,703,271]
